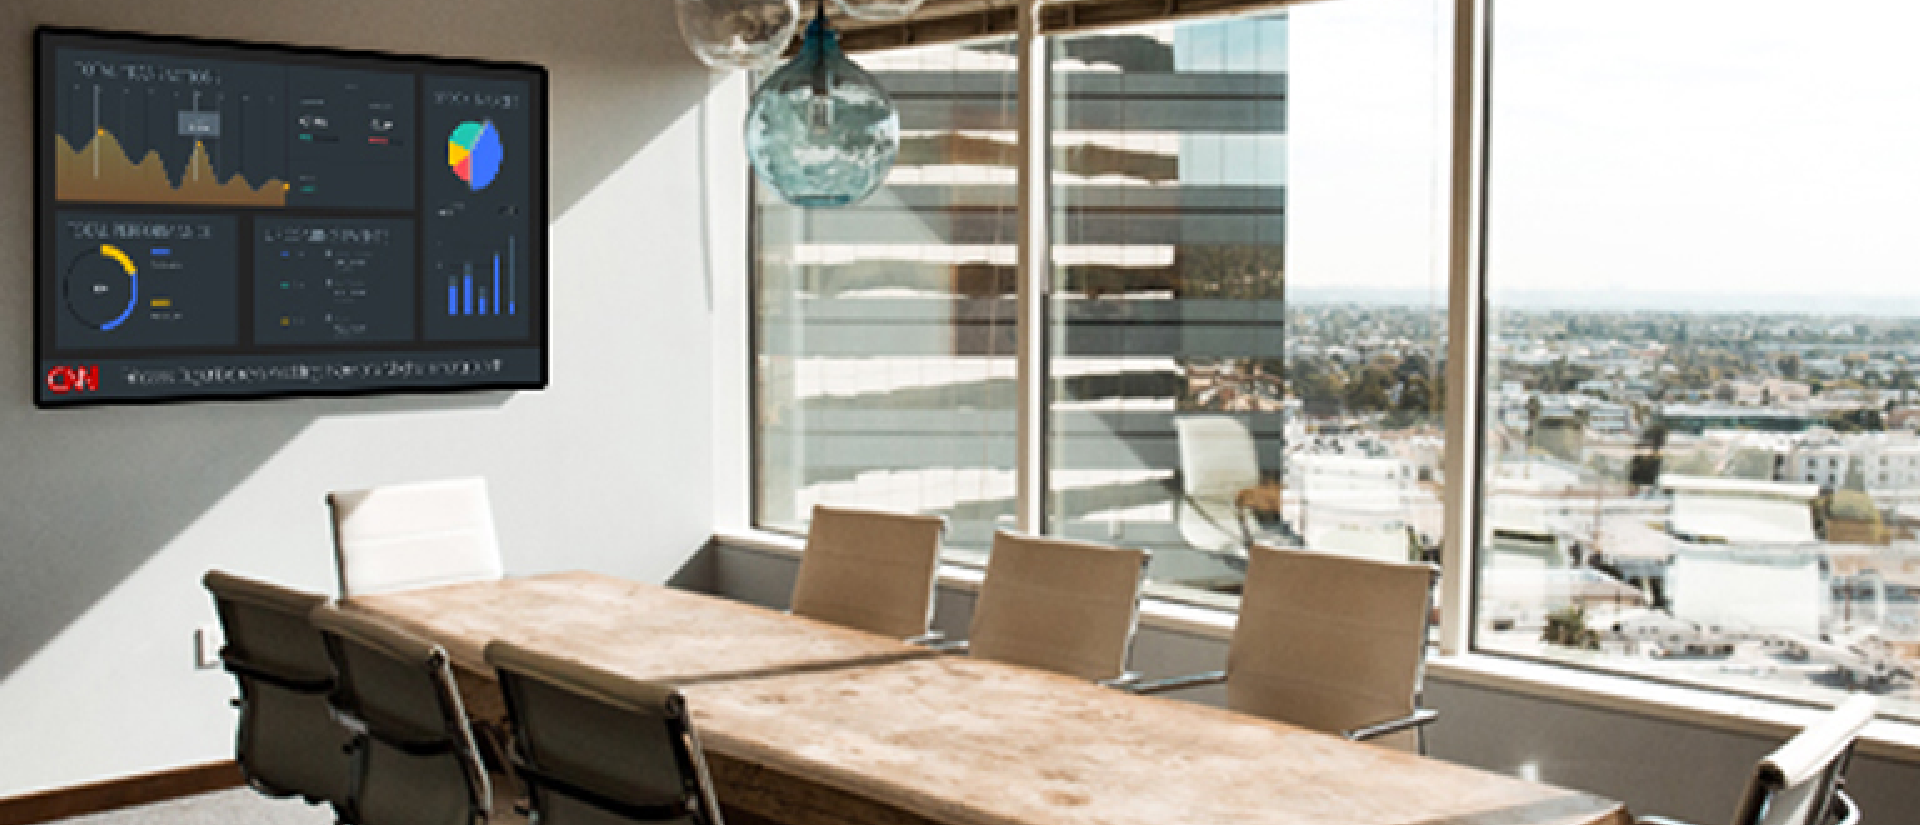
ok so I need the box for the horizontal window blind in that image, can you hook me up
[827,0,1315,53]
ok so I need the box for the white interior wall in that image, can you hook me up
[0,0,743,797]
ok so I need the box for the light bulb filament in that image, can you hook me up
[808,93,833,134]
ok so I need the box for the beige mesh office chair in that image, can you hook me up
[327,476,504,598]
[310,604,493,825]
[1133,543,1440,752]
[791,505,946,641]
[958,531,1150,684]
[203,570,351,811]
[486,641,726,825]
[1639,694,1876,825]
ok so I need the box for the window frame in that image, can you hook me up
[744,0,1480,628]
[740,0,1920,735]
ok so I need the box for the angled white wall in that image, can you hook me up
[0,0,745,797]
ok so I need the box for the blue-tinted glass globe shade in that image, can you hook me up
[831,0,925,21]
[675,0,800,71]
[744,16,899,207]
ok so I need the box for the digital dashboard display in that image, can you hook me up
[35,28,547,407]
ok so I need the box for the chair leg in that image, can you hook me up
[472,721,529,818]
[472,721,509,774]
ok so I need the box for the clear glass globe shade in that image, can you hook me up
[745,17,900,207]
[675,0,800,71]
[831,0,925,21]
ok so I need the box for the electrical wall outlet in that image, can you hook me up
[194,624,224,670]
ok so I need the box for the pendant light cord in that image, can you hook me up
[809,0,833,96]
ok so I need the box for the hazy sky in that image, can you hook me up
[1286,0,1920,313]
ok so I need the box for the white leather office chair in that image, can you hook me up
[790,505,946,641]
[961,531,1150,684]
[327,477,503,598]
[1174,416,1262,557]
[1640,694,1876,825]
[487,641,726,825]
[1133,543,1440,752]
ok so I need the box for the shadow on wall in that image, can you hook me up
[0,0,723,681]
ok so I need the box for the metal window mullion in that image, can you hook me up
[1015,0,1050,534]
[1439,0,1490,656]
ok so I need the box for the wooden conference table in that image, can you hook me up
[345,571,1629,825]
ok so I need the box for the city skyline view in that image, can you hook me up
[754,1,1920,722]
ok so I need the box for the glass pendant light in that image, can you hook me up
[831,0,925,20]
[744,1,900,207]
[675,0,801,71]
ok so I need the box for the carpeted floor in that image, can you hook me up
[40,789,337,825]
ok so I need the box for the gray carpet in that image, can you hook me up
[42,788,337,825]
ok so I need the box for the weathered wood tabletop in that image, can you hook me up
[346,571,1630,825]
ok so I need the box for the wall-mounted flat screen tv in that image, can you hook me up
[35,27,547,407]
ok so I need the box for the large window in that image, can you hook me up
[1043,17,1290,602]
[757,2,1447,597]
[753,0,1917,720]
[755,39,1021,552]
[1043,6,1448,606]
[1476,0,1920,717]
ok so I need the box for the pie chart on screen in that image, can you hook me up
[448,120,504,191]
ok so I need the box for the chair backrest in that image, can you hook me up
[327,477,503,598]
[1175,416,1261,496]
[791,505,946,639]
[206,570,334,686]
[1734,694,1877,825]
[967,531,1149,682]
[202,570,349,808]
[486,641,725,825]
[1229,544,1436,751]
[310,604,490,825]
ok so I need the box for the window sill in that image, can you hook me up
[708,528,1920,765]
[1422,653,1920,766]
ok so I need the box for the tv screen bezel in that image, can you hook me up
[34,25,550,409]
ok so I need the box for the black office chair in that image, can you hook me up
[311,604,495,825]
[1638,694,1876,825]
[203,570,352,811]
[486,640,725,825]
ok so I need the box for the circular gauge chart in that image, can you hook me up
[448,120,504,191]
[65,243,139,331]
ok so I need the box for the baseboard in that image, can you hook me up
[0,761,244,825]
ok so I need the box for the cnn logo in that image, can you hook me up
[45,365,100,394]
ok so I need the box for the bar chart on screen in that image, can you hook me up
[430,234,525,341]
[443,237,516,317]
